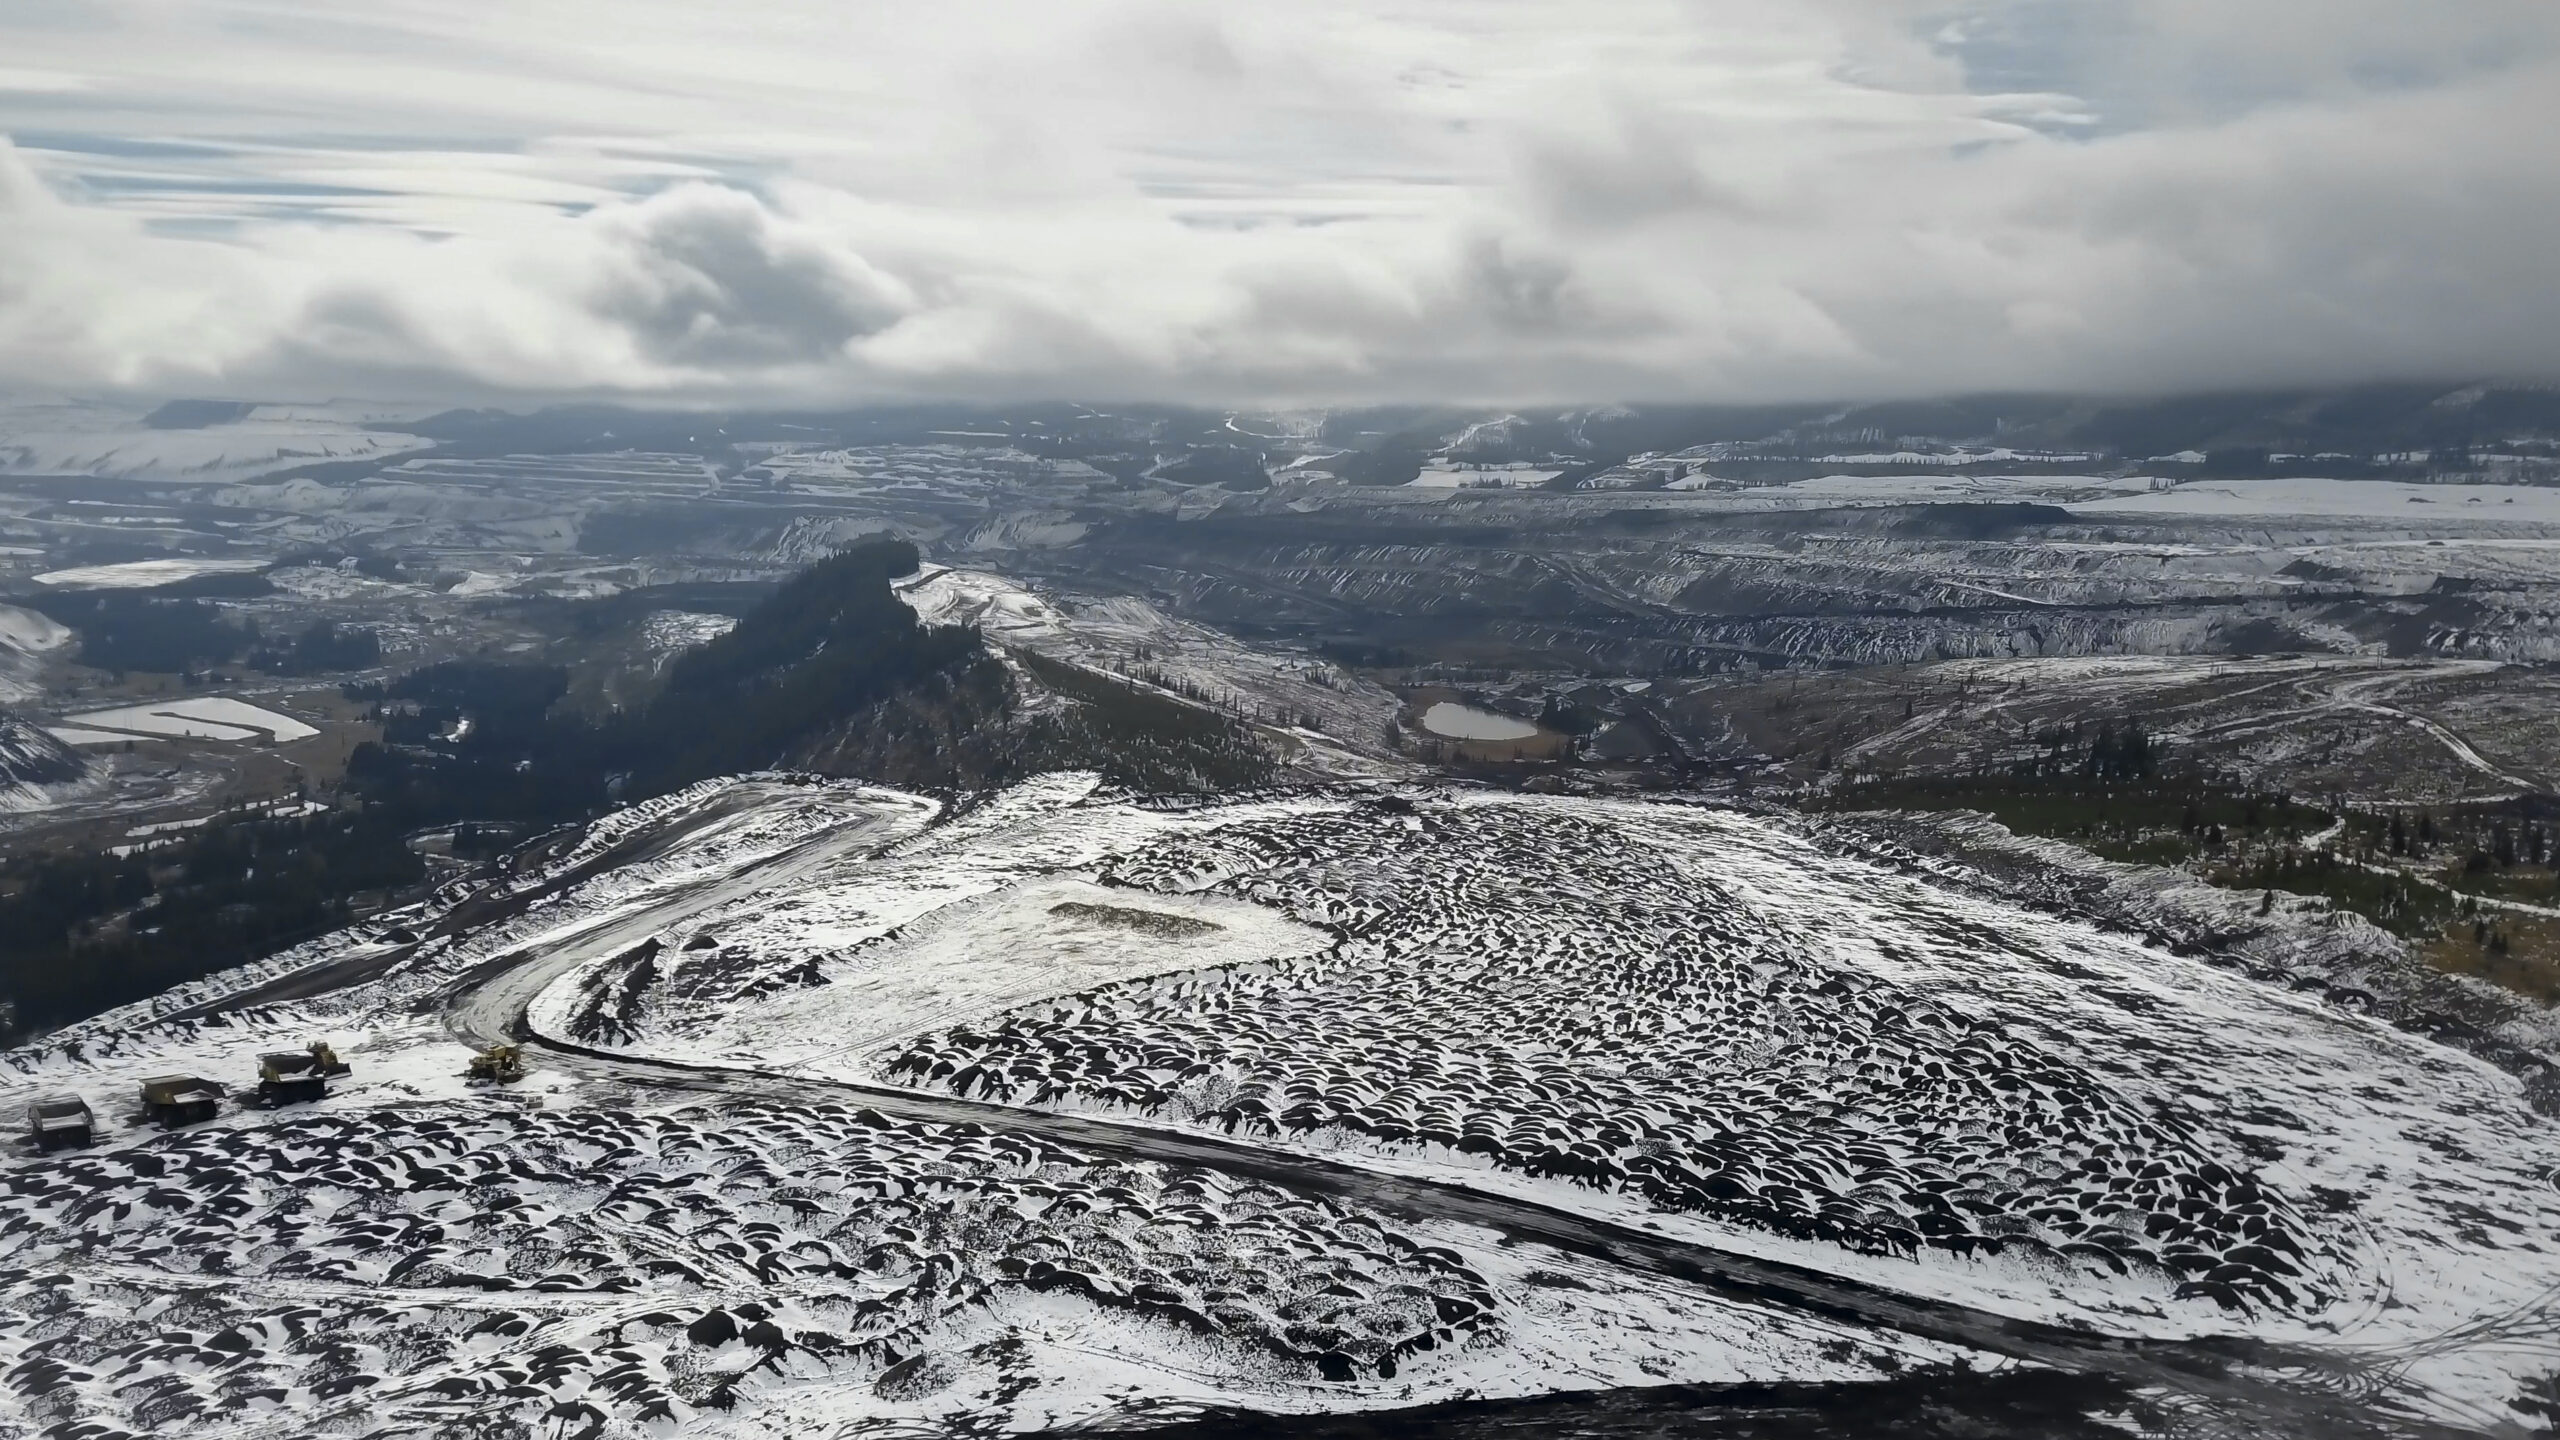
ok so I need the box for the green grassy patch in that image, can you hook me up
[1822,773,2329,868]
[2203,849,2459,940]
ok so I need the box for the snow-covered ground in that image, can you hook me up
[445,568,519,596]
[1408,461,1565,489]
[0,713,91,813]
[0,775,1976,1436]
[29,725,129,747]
[519,780,2560,1431]
[548,871,1330,1063]
[896,567,1408,778]
[0,1080,1959,1435]
[1804,450,2100,468]
[0,601,71,705]
[1709,472,2169,507]
[60,696,320,744]
[30,556,270,589]
[0,398,432,484]
[263,563,420,603]
[2073,478,2560,522]
[641,609,738,653]
[0,603,70,655]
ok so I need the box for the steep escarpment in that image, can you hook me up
[0,709,88,812]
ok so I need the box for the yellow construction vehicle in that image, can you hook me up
[465,1043,526,1084]
[254,1040,354,1107]
[255,1052,325,1106]
[26,1095,94,1151]
[139,1075,224,1129]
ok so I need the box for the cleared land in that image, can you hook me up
[60,696,321,744]
[0,778,1969,1434]
[496,779,2560,1431]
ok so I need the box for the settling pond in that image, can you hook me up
[1418,701,1539,742]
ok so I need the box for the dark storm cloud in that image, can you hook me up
[584,186,913,367]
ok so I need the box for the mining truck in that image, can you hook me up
[25,1095,94,1151]
[466,1043,526,1084]
[255,1054,322,1106]
[253,1041,353,1107]
[139,1075,224,1129]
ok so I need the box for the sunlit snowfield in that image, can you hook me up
[612,788,2560,1344]
[5,774,2556,1433]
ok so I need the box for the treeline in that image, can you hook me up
[1014,651,1276,793]
[4,540,978,1039]
[2207,845,2458,940]
[1827,712,2326,869]
[2,538,1280,1038]
[247,621,380,676]
[340,539,987,812]
[333,540,981,824]
[0,808,424,1038]
[2366,809,2555,870]
[344,659,605,827]
[13,578,381,678]
[17,589,257,674]
[633,546,983,792]
[2017,717,2158,782]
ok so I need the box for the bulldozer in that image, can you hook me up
[25,1095,94,1151]
[139,1075,224,1129]
[253,1041,354,1108]
[465,1043,526,1084]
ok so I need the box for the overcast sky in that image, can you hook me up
[1,0,2555,408]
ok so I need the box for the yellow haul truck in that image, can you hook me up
[466,1044,525,1084]
[139,1075,224,1129]
[254,1041,354,1107]
[25,1095,95,1151]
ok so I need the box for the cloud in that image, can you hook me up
[0,67,89,94]
[582,186,916,367]
[0,0,2556,406]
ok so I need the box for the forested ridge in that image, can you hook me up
[0,540,1271,1038]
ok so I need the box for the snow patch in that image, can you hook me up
[62,696,320,743]
[32,557,269,589]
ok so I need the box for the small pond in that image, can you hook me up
[1418,701,1540,742]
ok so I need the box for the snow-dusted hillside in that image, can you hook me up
[0,399,432,484]
[3,1105,1503,1425]
[0,776,1974,1437]
[519,779,2560,1431]
[0,708,88,812]
[0,602,70,706]
[897,567,1406,778]
[9,767,2559,1432]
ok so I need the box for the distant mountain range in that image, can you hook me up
[30,382,2557,490]
[381,383,2560,474]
